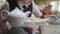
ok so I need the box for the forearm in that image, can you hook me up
[33,6,43,18]
[33,11,42,18]
[33,2,43,18]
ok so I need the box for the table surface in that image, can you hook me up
[23,18,60,34]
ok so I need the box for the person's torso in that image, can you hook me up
[8,1,33,17]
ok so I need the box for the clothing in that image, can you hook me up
[0,22,9,34]
[8,27,25,34]
[8,1,32,17]
[1,1,43,34]
[22,27,33,34]
[47,11,52,15]
[3,1,42,17]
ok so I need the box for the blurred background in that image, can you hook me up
[34,0,60,12]
[0,0,6,9]
[0,0,60,13]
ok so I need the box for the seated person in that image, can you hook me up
[0,0,43,34]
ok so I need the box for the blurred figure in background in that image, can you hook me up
[45,5,53,15]
[40,4,53,18]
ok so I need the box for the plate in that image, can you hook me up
[48,15,60,25]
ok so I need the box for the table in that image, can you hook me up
[23,18,60,34]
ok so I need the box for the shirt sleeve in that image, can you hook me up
[32,2,43,18]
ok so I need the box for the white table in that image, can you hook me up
[23,18,60,34]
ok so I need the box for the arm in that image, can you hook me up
[32,2,43,18]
